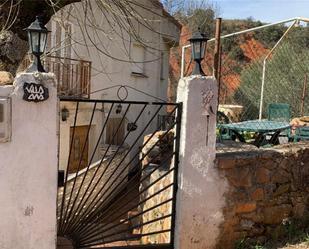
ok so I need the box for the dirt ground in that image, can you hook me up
[278,242,309,249]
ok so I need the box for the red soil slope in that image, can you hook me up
[169,27,269,102]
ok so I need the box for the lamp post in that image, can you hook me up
[188,29,208,76]
[25,16,50,72]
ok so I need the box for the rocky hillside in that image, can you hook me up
[168,19,272,103]
[169,18,309,118]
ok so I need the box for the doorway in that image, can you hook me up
[69,125,89,173]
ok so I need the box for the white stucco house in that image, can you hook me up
[28,0,181,173]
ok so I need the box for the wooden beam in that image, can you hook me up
[214,18,222,108]
[213,18,222,80]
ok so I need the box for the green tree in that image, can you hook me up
[235,41,309,120]
[229,46,246,61]
[254,25,287,48]
[163,0,218,37]
[187,8,216,37]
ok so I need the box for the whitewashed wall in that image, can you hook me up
[46,1,180,171]
[175,76,228,249]
[48,0,179,104]
[0,73,58,249]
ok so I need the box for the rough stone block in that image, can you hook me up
[259,158,278,170]
[235,202,257,213]
[240,212,264,223]
[273,184,290,197]
[263,205,292,224]
[227,167,252,187]
[293,202,306,218]
[216,157,236,169]
[224,217,240,227]
[256,167,271,184]
[0,71,13,85]
[251,188,264,201]
[272,170,291,184]
[278,158,291,171]
[227,189,249,203]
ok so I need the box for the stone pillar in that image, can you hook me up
[175,76,228,249]
[0,72,58,249]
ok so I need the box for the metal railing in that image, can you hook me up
[20,55,91,98]
[57,97,182,249]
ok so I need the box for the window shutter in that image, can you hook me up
[55,21,62,57]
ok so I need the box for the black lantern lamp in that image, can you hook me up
[188,28,208,76]
[115,104,122,114]
[25,16,50,72]
[61,107,70,122]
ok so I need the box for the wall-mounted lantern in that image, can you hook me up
[24,16,50,72]
[115,104,122,114]
[188,29,208,76]
[61,107,70,122]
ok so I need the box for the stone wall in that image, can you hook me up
[139,130,175,244]
[216,142,309,248]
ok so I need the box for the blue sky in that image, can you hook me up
[214,0,309,23]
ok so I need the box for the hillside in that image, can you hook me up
[169,18,309,118]
[168,19,271,102]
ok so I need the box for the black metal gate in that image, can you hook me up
[57,96,182,249]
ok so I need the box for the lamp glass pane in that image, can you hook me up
[191,43,195,60]
[27,32,33,52]
[30,31,40,53]
[192,41,201,60]
[201,41,206,60]
[40,32,47,53]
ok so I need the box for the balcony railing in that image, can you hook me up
[20,55,92,98]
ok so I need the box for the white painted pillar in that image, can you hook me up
[0,72,58,249]
[175,76,228,249]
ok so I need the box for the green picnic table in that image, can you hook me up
[219,120,291,147]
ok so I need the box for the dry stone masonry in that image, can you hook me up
[216,142,309,248]
[139,130,175,244]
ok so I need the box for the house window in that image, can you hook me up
[131,44,146,76]
[160,49,169,81]
[49,18,73,93]
[50,17,73,58]
[105,118,125,145]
